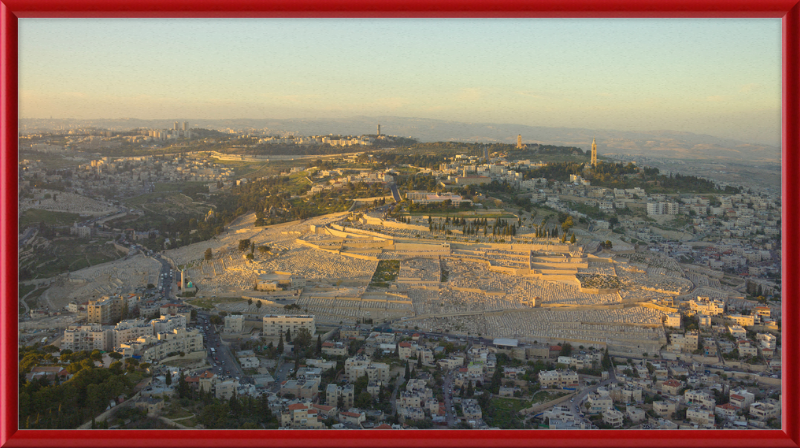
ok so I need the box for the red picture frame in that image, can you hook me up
[2,1,798,447]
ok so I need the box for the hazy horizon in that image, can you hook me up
[19,19,782,146]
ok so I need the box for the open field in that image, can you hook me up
[18,150,88,169]
[19,190,117,217]
[487,397,533,427]
[33,253,162,310]
[19,209,82,228]
[19,283,37,299]
[19,237,126,280]
[153,181,209,193]
[369,260,400,288]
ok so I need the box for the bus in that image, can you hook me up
[210,348,215,354]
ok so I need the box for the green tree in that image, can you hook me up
[293,328,313,356]
[316,335,322,355]
[354,374,370,396]
[277,334,284,355]
[204,248,213,260]
[108,361,124,375]
[178,372,189,398]
[355,391,373,409]
[602,348,611,370]
[561,216,574,232]
[165,370,172,386]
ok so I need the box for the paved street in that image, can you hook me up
[198,313,244,379]
[442,369,456,427]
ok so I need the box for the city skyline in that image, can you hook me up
[19,18,781,146]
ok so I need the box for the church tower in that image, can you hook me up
[517,134,523,149]
[591,137,597,167]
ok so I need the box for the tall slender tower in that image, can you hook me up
[377,124,381,137]
[181,270,185,290]
[591,137,598,167]
[517,134,523,149]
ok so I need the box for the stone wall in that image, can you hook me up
[579,287,620,295]
[638,302,679,313]
[519,391,577,415]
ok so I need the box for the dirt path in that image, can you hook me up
[19,285,39,314]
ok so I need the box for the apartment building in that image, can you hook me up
[750,402,779,421]
[151,314,186,334]
[87,295,123,324]
[224,314,245,333]
[262,315,315,337]
[538,369,579,389]
[685,389,716,409]
[62,323,113,352]
[124,328,204,363]
[689,297,725,316]
[112,318,154,349]
[687,407,715,425]
[281,402,325,429]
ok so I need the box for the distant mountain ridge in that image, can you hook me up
[21,116,780,164]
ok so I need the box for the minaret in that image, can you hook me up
[591,137,597,167]
[377,124,381,137]
[517,134,523,149]
[181,270,185,290]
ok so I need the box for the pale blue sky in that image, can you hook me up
[19,19,781,145]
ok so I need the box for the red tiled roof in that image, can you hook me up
[731,394,745,401]
[199,371,215,379]
[550,345,562,351]
[288,403,307,411]
[399,342,412,347]
[374,424,393,429]
[663,379,681,387]
[312,404,335,412]
[717,403,739,410]
[340,411,362,418]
